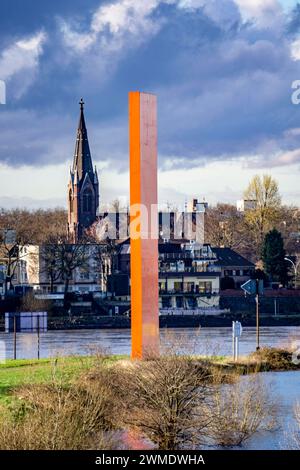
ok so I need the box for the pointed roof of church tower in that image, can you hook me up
[72,98,94,182]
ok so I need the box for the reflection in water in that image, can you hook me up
[238,371,300,450]
[0,326,299,360]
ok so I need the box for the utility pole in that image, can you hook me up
[256,282,260,351]
[13,314,17,360]
[274,298,277,317]
[37,314,40,360]
[241,278,263,352]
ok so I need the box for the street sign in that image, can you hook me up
[232,321,243,361]
[241,279,257,295]
[232,321,243,338]
[241,279,264,296]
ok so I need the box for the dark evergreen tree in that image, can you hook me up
[261,229,288,285]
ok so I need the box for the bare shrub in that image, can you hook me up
[116,354,213,450]
[0,365,120,450]
[160,329,202,357]
[251,347,296,371]
[207,373,277,447]
[286,402,300,450]
[19,292,51,313]
[295,403,300,439]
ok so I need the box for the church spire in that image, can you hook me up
[68,98,99,242]
[72,98,93,181]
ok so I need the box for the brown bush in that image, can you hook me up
[0,365,120,450]
[251,347,296,371]
[115,355,213,450]
[0,352,279,450]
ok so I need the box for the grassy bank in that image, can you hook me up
[0,348,298,406]
[0,348,299,450]
[0,355,125,405]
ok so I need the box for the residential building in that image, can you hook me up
[16,244,110,294]
[236,199,256,212]
[117,239,221,312]
[213,247,255,289]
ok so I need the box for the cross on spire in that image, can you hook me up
[79,97,85,111]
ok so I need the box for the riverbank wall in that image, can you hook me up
[0,313,297,330]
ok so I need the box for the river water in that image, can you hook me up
[237,371,300,450]
[0,326,299,360]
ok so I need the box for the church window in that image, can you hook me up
[83,188,93,212]
[69,190,73,213]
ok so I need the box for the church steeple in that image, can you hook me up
[67,99,99,242]
[72,98,94,181]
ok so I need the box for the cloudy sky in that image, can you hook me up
[1,0,300,210]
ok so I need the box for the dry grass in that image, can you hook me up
[250,347,297,371]
[0,347,281,450]
[0,359,121,450]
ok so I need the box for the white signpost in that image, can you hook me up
[232,321,243,361]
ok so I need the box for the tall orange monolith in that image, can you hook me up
[129,91,159,359]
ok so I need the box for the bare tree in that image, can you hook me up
[205,203,254,260]
[36,234,90,300]
[87,227,121,297]
[0,229,33,295]
[40,241,63,294]
[207,373,277,447]
[0,208,67,295]
[118,355,212,450]
[244,174,281,253]
[57,239,89,298]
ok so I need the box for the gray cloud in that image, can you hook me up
[1,0,300,173]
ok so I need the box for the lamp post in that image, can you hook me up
[284,257,299,290]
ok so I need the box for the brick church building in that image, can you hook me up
[67,99,99,242]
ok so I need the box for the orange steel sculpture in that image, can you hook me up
[129,91,159,359]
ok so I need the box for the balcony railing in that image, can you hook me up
[159,289,219,295]
[159,266,221,274]
[159,253,217,260]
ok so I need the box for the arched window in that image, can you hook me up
[69,190,73,213]
[83,188,93,212]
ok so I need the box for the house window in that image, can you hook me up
[224,270,233,276]
[183,282,194,293]
[83,189,92,212]
[159,282,166,292]
[174,282,182,292]
[80,272,90,280]
[199,281,212,293]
